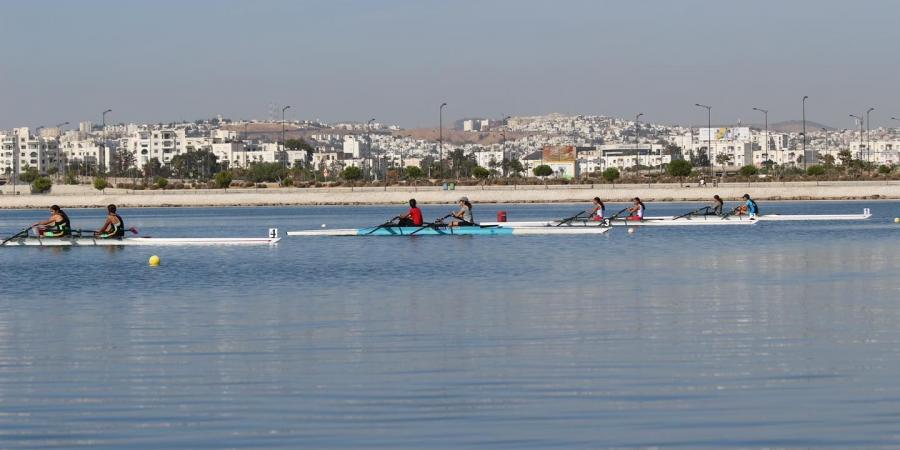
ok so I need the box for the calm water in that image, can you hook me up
[1,200,899,448]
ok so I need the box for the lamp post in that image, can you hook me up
[801,96,808,169]
[367,118,375,181]
[102,109,112,130]
[695,104,712,177]
[821,127,828,160]
[54,121,69,181]
[635,113,643,172]
[281,105,291,169]
[439,102,447,178]
[850,114,863,161]
[752,108,768,167]
[866,107,875,166]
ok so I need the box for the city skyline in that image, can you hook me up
[2,0,900,129]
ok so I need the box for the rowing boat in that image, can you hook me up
[287,225,611,236]
[481,216,756,227]
[482,208,872,227]
[0,229,281,246]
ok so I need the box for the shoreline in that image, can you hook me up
[1,181,898,209]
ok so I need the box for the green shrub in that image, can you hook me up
[154,176,168,189]
[214,171,233,189]
[739,165,759,177]
[806,165,826,176]
[341,166,362,180]
[878,165,893,175]
[31,176,52,193]
[602,167,620,183]
[533,165,553,177]
[666,159,693,178]
[473,166,491,179]
[93,177,108,191]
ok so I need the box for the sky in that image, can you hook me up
[2,0,899,130]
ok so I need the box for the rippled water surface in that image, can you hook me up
[1,200,899,448]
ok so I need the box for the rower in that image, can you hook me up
[590,197,606,221]
[626,197,645,221]
[397,199,423,227]
[711,195,724,216]
[450,196,474,227]
[95,204,125,238]
[736,193,760,218]
[33,205,71,237]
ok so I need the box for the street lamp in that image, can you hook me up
[695,103,712,177]
[801,96,808,169]
[635,113,644,171]
[821,127,828,159]
[102,109,112,129]
[281,105,291,169]
[55,121,69,180]
[367,118,375,181]
[439,102,447,178]
[850,114,863,161]
[752,107,768,166]
[866,107,875,165]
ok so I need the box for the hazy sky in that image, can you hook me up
[2,0,899,130]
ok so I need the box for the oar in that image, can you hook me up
[556,210,587,226]
[364,216,400,235]
[601,207,630,226]
[721,206,741,220]
[410,214,453,235]
[673,206,711,220]
[1,227,31,245]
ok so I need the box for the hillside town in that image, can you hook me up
[2,112,898,188]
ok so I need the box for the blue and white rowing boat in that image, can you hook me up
[287,225,611,236]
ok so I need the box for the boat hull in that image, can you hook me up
[482,208,871,227]
[288,226,610,236]
[1,237,281,246]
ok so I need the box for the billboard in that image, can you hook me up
[698,127,751,141]
[541,145,576,162]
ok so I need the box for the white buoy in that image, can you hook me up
[627,227,635,234]
[321,224,326,228]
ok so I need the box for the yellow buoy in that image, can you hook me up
[895,217,900,223]
[149,255,160,266]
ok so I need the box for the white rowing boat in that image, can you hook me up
[0,229,281,246]
[482,208,872,227]
[287,225,611,236]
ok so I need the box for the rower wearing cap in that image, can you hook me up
[711,195,724,216]
[397,199,423,226]
[590,197,606,221]
[95,204,126,238]
[450,196,474,227]
[626,197,645,221]
[736,194,759,218]
[33,205,71,237]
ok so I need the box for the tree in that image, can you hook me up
[533,165,553,177]
[169,150,219,180]
[93,177,108,192]
[506,158,524,177]
[341,166,362,180]
[690,149,710,168]
[666,159,692,186]
[405,166,424,179]
[602,167,620,184]
[806,165,826,177]
[472,166,491,179]
[715,153,733,167]
[739,165,759,177]
[31,177,52,193]
[142,158,163,179]
[285,138,314,152]
[20,165,40,183]
[214,170,233,189]
[821,154,836,167]
[837,149,853,167]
